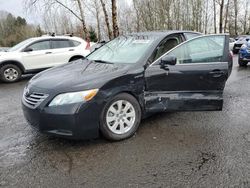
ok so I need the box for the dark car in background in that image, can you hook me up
[238,40,250,66]
[22,31,231,141]
[233,35,250,54]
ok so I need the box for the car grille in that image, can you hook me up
[23,92,49,109]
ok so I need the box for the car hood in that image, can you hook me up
[236,40,247,45]
[28,59,130,92]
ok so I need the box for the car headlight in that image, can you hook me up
[49,89,99,107]
[241,44,247,49]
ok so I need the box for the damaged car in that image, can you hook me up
[22,31,232,141]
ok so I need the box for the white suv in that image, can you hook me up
[0,36,91,83]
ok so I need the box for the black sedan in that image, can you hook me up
[22,31,232,141]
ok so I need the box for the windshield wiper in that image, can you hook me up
[94,60,114,64]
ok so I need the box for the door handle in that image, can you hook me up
[69,49,75,51]
[209,70,224,78]
[45,52,52,54]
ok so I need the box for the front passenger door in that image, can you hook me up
[145,35,229,112]
[21,40,53,70]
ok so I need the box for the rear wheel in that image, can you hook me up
[238,56,248,67]
[100,93,141,141]
[0,64,22,83]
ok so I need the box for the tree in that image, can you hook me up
[25,0,89,37]
[217,0,225,33]
[233,0,238,35]
[0,12,37,47]
[224,0,230,33]
[213,0,217,33]
[36,25,43,36]
[111,0,119,37]
[100,0,112,39]
[75,0,89,38]
[89,27,98,42]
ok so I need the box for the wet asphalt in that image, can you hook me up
[0,56,250,188]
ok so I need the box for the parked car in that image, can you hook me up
[233,35,250,54]
[0,35,92,83]
[22,31,231,141]
[238,40,250,66]
[229,38,236,51]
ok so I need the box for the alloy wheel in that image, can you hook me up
[4,68,19,81]
[106,100,136,135]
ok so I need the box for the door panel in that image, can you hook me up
[51,39,75,65]
[144,35,229,112]
[21,40,53,70]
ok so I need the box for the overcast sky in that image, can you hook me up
[0,0,42,24]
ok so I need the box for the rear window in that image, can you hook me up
[71,40,81,47]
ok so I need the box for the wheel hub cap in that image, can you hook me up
[4,68,18,81]
[106,100,136,135]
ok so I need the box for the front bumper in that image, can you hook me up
[22,100,103,139]
[234,44,243,50]
[239,49,250,62]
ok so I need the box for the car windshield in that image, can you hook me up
[8,38,35,52]
[87,35,156,64]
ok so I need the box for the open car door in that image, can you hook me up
[144,34,230,112]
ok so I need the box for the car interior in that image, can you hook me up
[149,35,182,63]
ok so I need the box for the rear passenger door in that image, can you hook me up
[51,39,75,66]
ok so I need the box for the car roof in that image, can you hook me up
[31,35,86,42]
[130,30,201,37]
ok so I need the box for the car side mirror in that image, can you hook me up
[160,55,177,69]
[24,48,33,52]
[246,38,250,42]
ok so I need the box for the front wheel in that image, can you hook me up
[0,64,22,83]
[100,93,141,141]
[238,57,248,67]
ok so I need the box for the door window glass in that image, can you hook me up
[52,40,71,49]
[166,35,225,64]
[184,33,201,40]
[28,41,50,51]
[71,40,81,47]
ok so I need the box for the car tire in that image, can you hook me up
[238,57,248,67]
[100,93,141,141]
[0,64,22,83]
